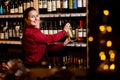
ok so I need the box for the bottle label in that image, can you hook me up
[53,30,58,34]
[78,0,82,8]
[44,30,48,34]
[43,1,47,8]
[52,0,56,11]
[10,8,14,14]
[0,33,4,39]
[18,6,23,13]
[56,0,61,9]
[76,29,83,37]
[83,0,86,7]
[14,8,18,13]
[49,30,53,34]
[27,2,31,8]
[47,1,52,12]
[83,29,86,37]
[39,0,42,9]
[9,29,12,37]
[63,0,68,9]
[4,32,8,39]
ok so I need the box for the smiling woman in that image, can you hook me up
[22,7,71,67]
[24,9,40,28]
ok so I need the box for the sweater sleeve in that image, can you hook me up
[47,42,64,51]
[33,29,67,43]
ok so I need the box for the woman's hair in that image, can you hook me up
[23,7,36,19]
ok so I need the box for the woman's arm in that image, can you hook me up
[47,38,70,51]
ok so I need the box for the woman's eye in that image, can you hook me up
[36,15,39,17]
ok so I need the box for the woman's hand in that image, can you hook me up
[63,22,71,32]
[63,37,71,46]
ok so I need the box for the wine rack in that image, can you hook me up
[0,0,89,79]
[0,13,86,18]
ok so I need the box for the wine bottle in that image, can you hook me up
[18,0,23,14]
[26,0,31,9]
[67,26,76,42]
[15,21,20,40]
[0,1,4,14]
[51,0,57,13]
[30,0,34,7]
[77,0,82,12]
[14,1,18,14]
[43,21,49,34]
[38,0,43,14]
[4,0,9,14]
[73,0,77,13]
[53,20,58,34]
[4,21,8,39]
[82,0,86,12]
[58,20,63,32]
[8,21,13,40]
[9,0,15,14]
[83,20,87,42]
[47,0,52,13]
[0,21,4,39]
[19,21,23,40]
[62,0,68,13]
[68,0,73,13]
[12,21,16,40]
[76,20,84,42]
[23,0,27,11]
[40,22,44,33]
[56,0,61,13]
[48,21,53,34]
[42,0,47,14]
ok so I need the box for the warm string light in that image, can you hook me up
[97,9,116,72]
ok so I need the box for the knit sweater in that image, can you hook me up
[22,26,66,63]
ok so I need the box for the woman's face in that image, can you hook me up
[25,10,40,27]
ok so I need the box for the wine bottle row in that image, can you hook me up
[41,19,87,42]
[0,19,86,43]
[0,0,86,15]
[39,0,86,13]
[0,20,23,40]
[0,55,87,73]
[47,55,87,69]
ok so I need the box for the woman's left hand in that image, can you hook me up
[63,37,71,46]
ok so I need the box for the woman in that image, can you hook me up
[22,7,71,67]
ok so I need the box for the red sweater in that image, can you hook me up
[23,26,66,63]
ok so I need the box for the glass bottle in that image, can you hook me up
[76,20,84,42]
[51,0,57,13]
[42,0,47,13]
[56,0,61,13]
[18,0,23,14]
[43,21,49,34]
[47,0,52,13]
[0,1,4,14]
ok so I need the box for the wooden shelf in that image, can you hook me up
[0,40,21,45]
[0,13,86,18]
[0,40,87,47]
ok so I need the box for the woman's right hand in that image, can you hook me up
[63,22,71,32]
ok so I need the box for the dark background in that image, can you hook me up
[88,0,120,77]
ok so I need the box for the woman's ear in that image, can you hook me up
[25,18,27,23]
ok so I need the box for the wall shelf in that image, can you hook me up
[0,13,86,18]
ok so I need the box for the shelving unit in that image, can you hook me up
[0,13,86,18]
[0,0,89,79]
